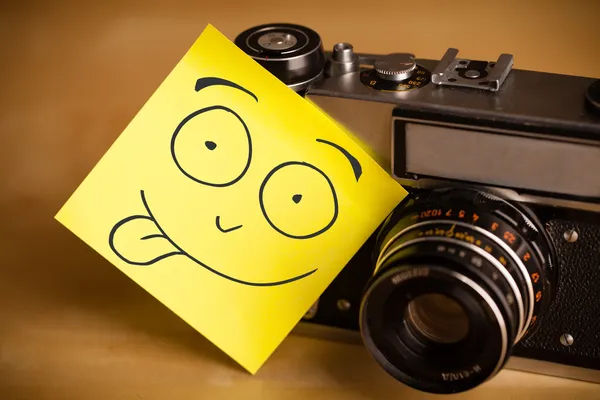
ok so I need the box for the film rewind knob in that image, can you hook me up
[234,23,325,93]
[375,53,417,81]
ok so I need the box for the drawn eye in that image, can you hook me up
[259,161,338,239]
[171,105,252,187]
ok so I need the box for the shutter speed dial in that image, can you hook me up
[360,53,430,92]
[374,53,417,81]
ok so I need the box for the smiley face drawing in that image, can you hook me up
[55,24,406,374]
[107,76,366,287]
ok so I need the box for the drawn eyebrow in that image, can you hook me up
[316,138,362,181]
[195,77,258,102]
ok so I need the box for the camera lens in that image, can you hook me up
[405,293,469,344]
[359,189,554,394]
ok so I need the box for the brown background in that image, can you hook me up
[2,1,600,399]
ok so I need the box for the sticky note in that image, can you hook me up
[55,24,407,373]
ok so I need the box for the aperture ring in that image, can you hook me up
[378,235,525,342]
[377,218,538,341]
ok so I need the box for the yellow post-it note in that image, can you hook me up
[55,24,407,373]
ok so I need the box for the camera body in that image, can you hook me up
[235,23,600,393]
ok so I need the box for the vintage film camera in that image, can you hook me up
[234,23,600,394]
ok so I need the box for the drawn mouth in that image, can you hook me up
[119,190,318,287]
[216,216,242,233]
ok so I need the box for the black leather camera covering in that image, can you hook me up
[515,219,600,368]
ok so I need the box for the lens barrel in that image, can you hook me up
[359,189,554,394]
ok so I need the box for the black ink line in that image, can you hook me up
[171,105,252,187]
[215,216,242,233]
[113,190,317,286]
[259,161,338,239]
[141,234,165,240]
[316,139,362,181]
[108,215,184,266]
[195,77,258,102]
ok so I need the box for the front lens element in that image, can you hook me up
[406,293,470,344]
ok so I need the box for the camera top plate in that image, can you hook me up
[307,45,600,141]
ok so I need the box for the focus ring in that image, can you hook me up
[379,234,525,342]
[377,218,535,342]
[376,198,548,339]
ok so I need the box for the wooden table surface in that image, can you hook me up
[2,1,600,399]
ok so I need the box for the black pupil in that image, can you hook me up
[292,194,302,204]
[205,141,217,150]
